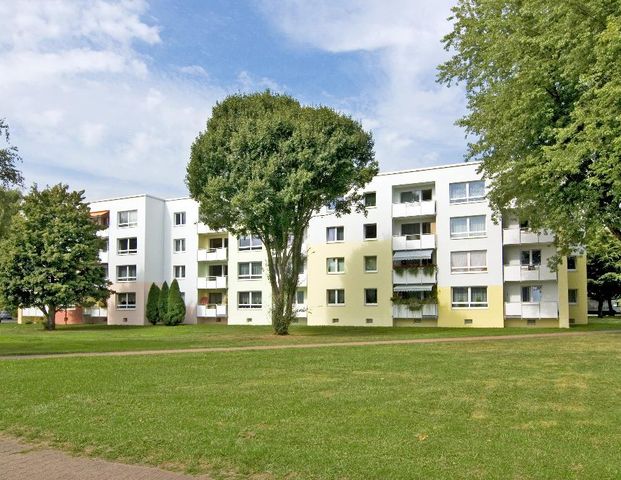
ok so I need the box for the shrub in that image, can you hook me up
[166,279,185,326]
[146,283,160,325]
[158,281,169,324]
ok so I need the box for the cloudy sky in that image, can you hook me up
[0,0,465,200]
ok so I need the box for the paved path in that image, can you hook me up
[1,330,619,361]
[0,435,211,480]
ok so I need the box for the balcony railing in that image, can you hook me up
[197,247,227,262]
[392,303,438,319]
[504,301,558,318]
[392,234,435,251]
[503,229,555,245]
[392,268,436,284]
[504,265,557,282]
[294,304,308,318]
[197,276,227,289]
[298,273,307,287]
[197,304,227,317]
[392,200,436,218]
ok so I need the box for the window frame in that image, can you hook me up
[326,257,345,274]
[173,238,186,253]
[363,223,378,240]
[521,285,543,304]
[238,261,263,280]
[327,289,345,305]
[117,210,137,228]
[364,288,378,305]
[449,180,486,204]
[238,291,262,309]
[567,256,577,271]
[173,211,186,226]
[450,215,486,239]
[450,250,488,274]
[116,292,136,310]
[173,265,186,279]
[520,249,542,267]
[238,235,262,251]
[326,226,344,243]
[364,192,377,208]
[117,237,138,255]
[568,289,578,304]
[451,286,488,309]
[364,255,378,273]
[116,264,137,282]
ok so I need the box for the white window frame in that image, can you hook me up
[326,226,344,243]
[117,210,137,228]
[238,261,263,280]
[117,237,137,255]
[450,215,486,239]
[326,257,345,274]
[238,291,262,309]
[521,249,542,267]
[173,265,186,279]
[364,223,377,240]
[238,235,262,250]
[521,285,543,304]
[398,188,432,204]
[295,290,305,305]
[364,288,378,305]
[173,238,186,253]
[449,181,485,204]
[173,211,186,226]
[364,192,377,208]
[117,292,136,310]
[364,255,378,273]
[451,251,488,273]
[327,289,345,305]
[451,286,488,308]
[116,265,137,282]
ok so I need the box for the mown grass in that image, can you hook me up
[1,333,620,479]
[1,317,619,356]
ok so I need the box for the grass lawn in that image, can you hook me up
[1,333,620,479]
[1,317,620,356]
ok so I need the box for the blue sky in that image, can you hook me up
[0,0,465,200]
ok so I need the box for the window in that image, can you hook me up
[295,290,305,305]
[401,222,431,238]
[327,257,345,274]
[567,256,577,271]
[365,288,378,305]
[117,292,136,310]
[568,289,578,304]
[449,181,485,204]
[102,263,109,280]
[238,291,262,309]
[451,251,487,273]
[400,190,419,203]
[238,235,262,250]
[117,210,137,228]
[519,219,530,230]
[238,261,263,279]
[327,289,345,305]
[450,216,486,239]
[101,238,108,252]
[364,223,377,240]
[521,250,542,267]
[173,238,186,253]
[452,286,488,308]
[421,189,432,201]
[116,265,136,282]
[364,192,377,207]
[364,256,378,272]
[117,237,137,254]
[173,265,186,279]
[174,211,186,226]
[521,285,543,303]
[326,226,344,242]
[326,199,338,213]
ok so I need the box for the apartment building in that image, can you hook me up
[18,162,588,327]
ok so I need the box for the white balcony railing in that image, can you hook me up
[298,272,307,287]
[294,304,308,318]
[98,251,108,263]
[392,200,436,218]
[392,234,436,251]
[503,229,555,245]
[504,301,558,318]
[197,276,227,289]
[503,265,557,282]
[197,304,227,317]
[392,268,436,284]
[197,247,227,262]
[392,303,438,319]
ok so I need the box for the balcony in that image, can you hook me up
[298,272,307,287]
[504,265,557,282]
[392,303,438,319]
[392,268,436,284]
[392,200,436,218]
[197,247,227,262]
[504,301,558,318]
[197,276,227,289]
[503,229,555,245]
[392,234,435,251]
[98,251,108,263]
[197,304,227,317]
[294,304,308,318]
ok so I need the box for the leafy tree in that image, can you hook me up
[187,91,376,334]
[438,1,621,254]
[146,283,161,325]
[0,188,21,241]
[0,184,109,330]
[587,233,621,317]
[0,119,24,187]
[158,281,169,325]
[165,279,185,326]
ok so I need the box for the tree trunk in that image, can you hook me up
[45,307,56,331]
[597,299,604,318]
[607,298,615,316]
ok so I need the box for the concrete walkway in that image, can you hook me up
[1,329,619,361]
[0,435,211,480]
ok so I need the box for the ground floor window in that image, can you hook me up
[452,286,488,308]
[327,289,345,305]
[521,285,542,303]
[568,289,578,304]
[117,292,136,310]
[238,291,262,309]
[365,288,378,305]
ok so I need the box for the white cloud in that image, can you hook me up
[259,0,467,170]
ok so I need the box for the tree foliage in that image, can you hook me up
[165,279,185,326]
[158,281,169,324]
[0,119,24,188]
[0,184,110,330]
[146,283,160,325]
[187,91,377,334]
[0,187,21,241]
[587,232,621,317]
[438,1,621,253]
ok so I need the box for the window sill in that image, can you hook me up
[451,269,488,275]
[327,304,346,307]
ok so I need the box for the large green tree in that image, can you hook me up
[0,187,21,241]
[187,91,376,334]
[146,283,161,325]
[165,279,185,326]
[0,184,110,330]
[0,119,24,187]
[438,1,621,253]
[587,232,621,317]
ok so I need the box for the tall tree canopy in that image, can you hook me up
[187,91,376,334]
[0,187,21,241]
[438,1,621,253]
[587,231,621,317]
[0,184,109,330]
[0,119,24,188]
